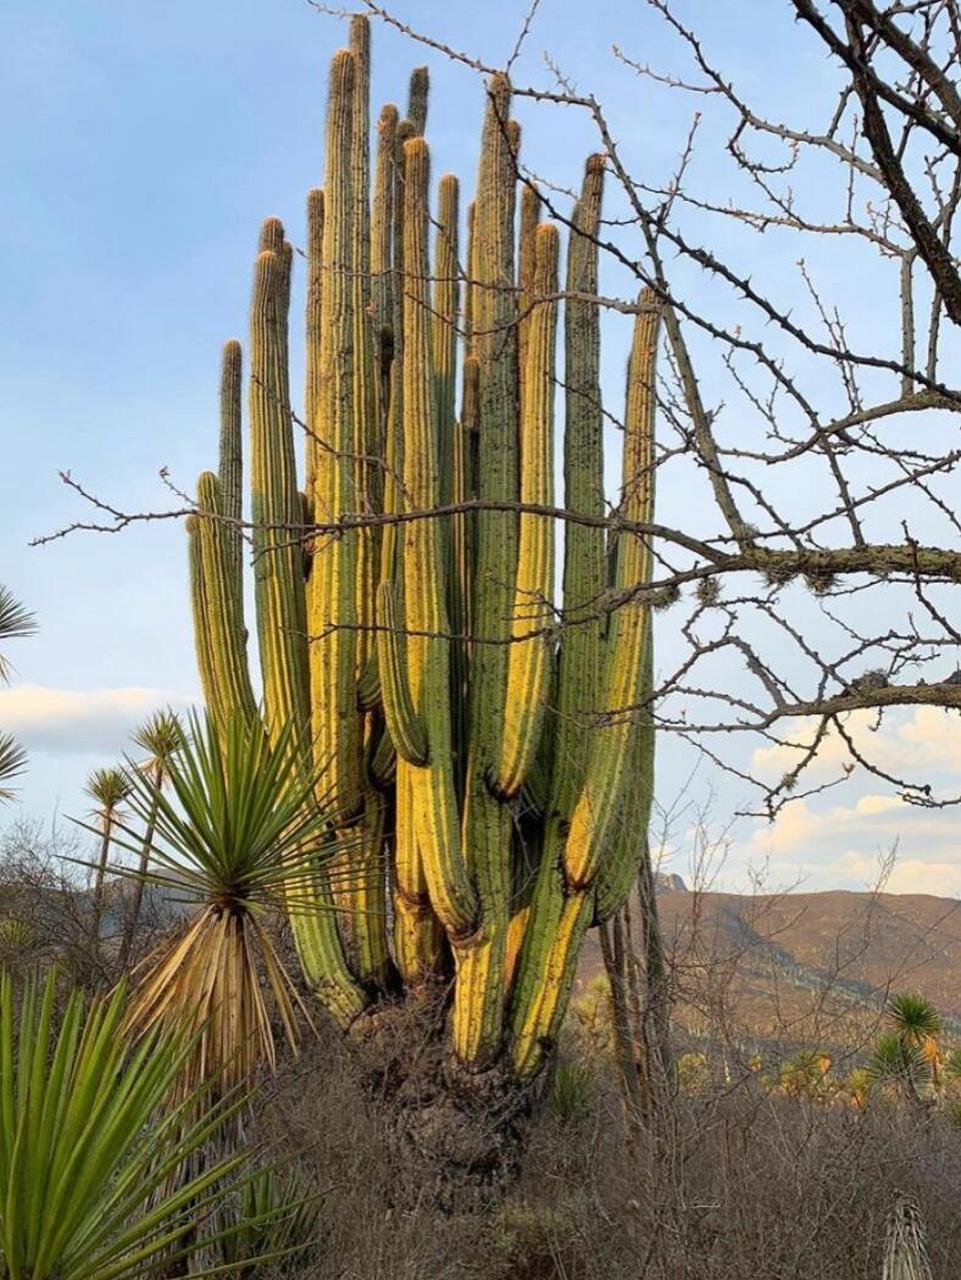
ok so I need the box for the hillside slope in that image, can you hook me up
[582,887,961,1053]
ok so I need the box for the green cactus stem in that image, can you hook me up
[497,223,559,800]
[307,48,362,827]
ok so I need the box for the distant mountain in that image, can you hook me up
[581,887,961,1053]
[655,872,687,893]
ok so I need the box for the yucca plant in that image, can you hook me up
[103,710,365,1095]
[868,1032,928,1102]
[119,709,183,967]
[943,1046,961,1082]
[875,988,941,1100]
[0,586,35,803]
[84,766,132,945]
[887,993,943,1092]
[0,970,251,1280]
[882,1193,933,1280]
[0,736,27,805]
[209,1166,323,1278]
[0,585,35,682]
[547,1059,594,1123]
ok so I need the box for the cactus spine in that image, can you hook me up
[186,25,659,1082]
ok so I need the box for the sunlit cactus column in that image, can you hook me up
[184,28,663,1085]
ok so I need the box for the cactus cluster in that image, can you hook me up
[187,18,658,1079]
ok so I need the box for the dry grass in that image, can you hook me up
[246,1023,961,1280]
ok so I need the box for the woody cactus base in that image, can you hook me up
[187,19,658,1094]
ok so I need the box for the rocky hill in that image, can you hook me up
[583,886,961,1055]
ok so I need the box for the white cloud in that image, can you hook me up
[0,685,195,755]
[855,794,904,817]
[752,707,961,790]
[743,792,961,896]
[884,859,961,897]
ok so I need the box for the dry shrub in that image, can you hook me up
[247,1022,961,1280]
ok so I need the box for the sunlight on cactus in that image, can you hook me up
[183,18,660,1086]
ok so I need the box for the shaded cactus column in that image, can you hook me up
[378,137,478,944]
[190,470,258,732]
[510,289,661,1081]
[507,155,608,1069]
[218,338,244,609]
[454,73,521,1067]
[497,223,559,799]
[431,173,469,786]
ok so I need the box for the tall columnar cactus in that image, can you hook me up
[186,22,660,1085]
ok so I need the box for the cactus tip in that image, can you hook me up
[258,216,285,255]
[330,46,356,88]
[488,70,511,99]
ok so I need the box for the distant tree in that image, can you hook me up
[84,766,131,948]
[118,709,183,967]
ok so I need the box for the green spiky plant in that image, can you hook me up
[102,711,367,1098]
[184,19,661,1099]
[869,1032,926,1095]
[869,993,944,1101]
[209,1167,323,1278]
[0,971,257,1280]
[0,587,35,803]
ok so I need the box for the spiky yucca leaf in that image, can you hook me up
[868,1032,927,1089]
[0,971,251,1280]
[210,1167,323,1278]
[0,585,35,683]
[0,732,27,803]
[887,993,942,1042]
[105,711,364,1093]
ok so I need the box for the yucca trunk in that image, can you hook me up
[185,20,665,1162]
[118,761,163,967]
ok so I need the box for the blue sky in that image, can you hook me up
[3,0,959,895]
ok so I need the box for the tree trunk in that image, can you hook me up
[347,991,542,1211]
[90,818,112,947]
[600,839,675,1130]
[119,771,162,969]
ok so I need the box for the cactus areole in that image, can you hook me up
[187,19,658,1090]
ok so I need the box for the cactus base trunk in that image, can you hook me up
[348,995,541,1208]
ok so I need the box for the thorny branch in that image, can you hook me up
[35,0,961,819]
